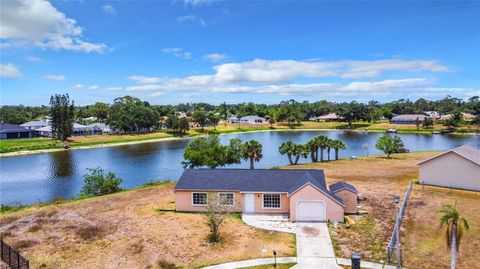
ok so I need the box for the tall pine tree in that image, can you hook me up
[49,94,75,141]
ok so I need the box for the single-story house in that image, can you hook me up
[88,123,113,133]
[425,111,440,119]
[240,116,267,124]
[315,113,344,122]
[417,145,480,191]
[174,169,358,222]
[390,114,426,124]
[227,116,239,124]
[36,123,102,137]
[20,120,49,130]
[0,123,36,140]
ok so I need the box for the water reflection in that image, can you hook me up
[1,130,478,205]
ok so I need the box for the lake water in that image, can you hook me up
[1,130,478,205]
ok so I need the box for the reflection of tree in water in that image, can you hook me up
[50,150,74,178]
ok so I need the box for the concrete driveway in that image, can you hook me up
[292,222,342,269]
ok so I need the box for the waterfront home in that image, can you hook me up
[315,113,344,122]
[417,145,480,191]
[0,123,36,140]
[174,169,358,222]
[20,120,49,130]
[88,123,113,133]
[240,115,267,124]
[425,111,441,119]
[36,123,103,137]
[440,112,475,121]
[390,114,426,124]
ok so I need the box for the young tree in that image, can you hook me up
[279,140,296,165]
[193,109,208,131]
[268,118,275,128]
[204,193,239,243]
[439,202,469,269]
[80,167,123,196]
[182,136,241,168]
[415,117,421,130]
[49,94,75,141]
[375,135,405,158]
[241,140,263,169]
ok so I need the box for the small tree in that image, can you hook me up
[241,140,263,169]
[49,94,75,141]
[207,112,221,130]
[80,167,123,196]
[193,109,208,131]
[439,202,469,269]
[375,135,404,158]
[292,143,307,165]
[268,118,275,128]
[279,140,296,165]
[332,139,347,160]
[423,117,434,128]
[204,193,239,243]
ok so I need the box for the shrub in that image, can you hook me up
[141,180,171,187]
[80,167,123,197]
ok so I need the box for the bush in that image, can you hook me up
[80,167,123,197]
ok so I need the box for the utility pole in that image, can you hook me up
[394,195,402,269]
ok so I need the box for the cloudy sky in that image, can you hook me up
[1,0,479,105]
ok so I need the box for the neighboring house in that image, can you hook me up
[174,169,359,222]
[329,181,358,214]
[315,113,344,122]
[425,111,440,119]
[228,116,239,124]
[240,116,267,124]
[0,123,36,140]
[417,145,480,191]
[390,114,426,124]
[20,120,49,130]
[88,123,113,133]
[37,123,102,137]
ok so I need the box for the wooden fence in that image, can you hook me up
[1,239,29,269]
[387,181,413,263]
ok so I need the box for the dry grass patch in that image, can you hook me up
[286,152,480,269]
[0,182,295,269]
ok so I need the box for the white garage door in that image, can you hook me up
[296,201,326,222]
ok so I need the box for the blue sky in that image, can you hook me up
[1,0,479,106]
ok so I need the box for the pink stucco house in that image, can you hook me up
[417,145,480,191]
[174,169,358,222]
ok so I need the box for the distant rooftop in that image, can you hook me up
[0,123,33,133]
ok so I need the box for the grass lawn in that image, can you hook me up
[1,121,478,154]
[284,152,480,269]
[0,183,296,269]
[239,262,296,269]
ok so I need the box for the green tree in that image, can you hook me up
[292,143,307,164]
[218,102,229,120]
[279,140,296,165]
[326,139,334,161]
[471,114,480,132]
[305,139,318,162]
[375,135,404,158]
[241,140,263,169]
[182,136,241,168]
[336,101,367,128]
[439,202,469,269]
[207,112,221,130]
[444,110,463,128]
[423,117,434,128]
[49,94,75,141]
[92,102,109,122]
[107,96,159,133]
[331,139,346,160]
[314,135,329,162]
[268,118,275,128]
[193,109,208,131]
[80,167,123,196]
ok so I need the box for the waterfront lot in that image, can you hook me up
[286,152,480,269]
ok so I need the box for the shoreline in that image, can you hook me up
[0,127,477,157]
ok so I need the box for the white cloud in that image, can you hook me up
[102,4,116,15]
[89,85,99,90]
[127,75,161,84]
[183,0,213,7]
[203,53,227,62]
[151,91,165,97]
[0,0,107,53]
[0,64,21,78]
[43,74,66,81]
[125,84,163,91]
[162,47,191,59]
[26,56,43,62]
[177,14,206,26]
[74,83,84,89]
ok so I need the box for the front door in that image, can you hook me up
[244,193,255,213]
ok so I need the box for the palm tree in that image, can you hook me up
[292,144,307,165]
[314,136,329,162]
[439,202,469,269]
[279,141,295,165]
[331,139,347,160]
[242,140,263,169]
[326,139,333,161]
[305,139,318,162]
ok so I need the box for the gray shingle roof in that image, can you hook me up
[175,169,345,206]
[0,123,34,133]
[391,114,427,121]
[329,181,358,194]
[417,144,480,166]
[20,120,49,127]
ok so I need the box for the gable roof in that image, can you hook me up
[329,181,358,194]
[175,169,345,206]
[0,123,34,133]
[20,120,49,127]
[391,114,427,121]
[417,145,480,166]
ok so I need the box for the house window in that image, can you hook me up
[263,194,281,209]
[219,193,235,206]
[192,193,207,205]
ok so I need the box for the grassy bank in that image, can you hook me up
[284,152,480,269]
[1,121,478,155]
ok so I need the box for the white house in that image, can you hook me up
[240,116,266,124]
[20,120,49,130]
[417,145,480,191]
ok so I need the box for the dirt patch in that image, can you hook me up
[301,226,319,236]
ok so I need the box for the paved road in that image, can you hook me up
[292,222,342,269]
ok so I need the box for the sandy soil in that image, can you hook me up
[286,152,480,269]
[0,183,295,269]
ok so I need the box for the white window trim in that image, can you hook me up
[192,192,208,206]
[262,193,282,209]
[219,192,235,206]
